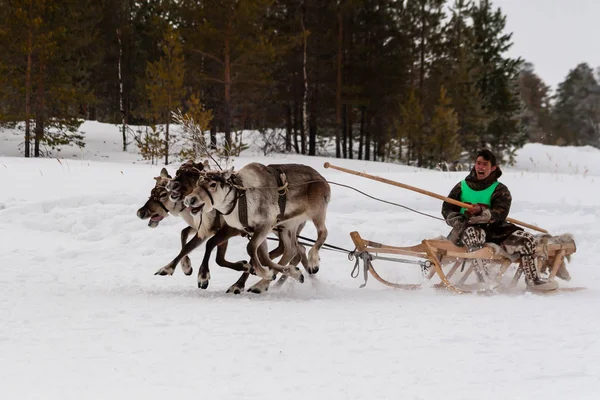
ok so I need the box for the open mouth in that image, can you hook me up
[148,214,164,227]
[190,204,204,215]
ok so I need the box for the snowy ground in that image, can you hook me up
[1,122,599,399]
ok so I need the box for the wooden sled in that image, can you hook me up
[349,231,579,294]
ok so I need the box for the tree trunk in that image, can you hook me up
[365,112,371,161]
[419,1,426,101]
[293,99,300,153]
[210,124,217,149]
[358,106,365,160]
[342,104,347,159]
[347,105,353,159]
[34,59,45,157]
[309,84,317,156]
[165,119,170,165]
[345,8,353,160]
[335,2,343,158]
[285,103,292,152]
[223,19,233,150]
[24,26,32,158]
[117,28,127,152]
[301,1,308,155]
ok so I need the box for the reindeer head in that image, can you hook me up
[136,168,175,228]
[167,160,209,203]
[184,167,235,215]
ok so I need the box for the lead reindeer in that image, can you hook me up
[136,166,250,289]
[184,163,330,284]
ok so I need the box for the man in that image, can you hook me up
[441,149,558,291]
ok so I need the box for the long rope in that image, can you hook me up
[326,181,444,222]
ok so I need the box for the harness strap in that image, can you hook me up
[230,175,253,234]
[149,187,171,213]
[199,185,214,206]
[156,200,170,213]
[268,166,288,223]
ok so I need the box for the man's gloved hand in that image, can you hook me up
[468,208,491,224]
[465,203,483,217]
[445,212,466,228]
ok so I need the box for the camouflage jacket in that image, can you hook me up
[441,166,521,244]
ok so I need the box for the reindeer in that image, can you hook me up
[136,166,249,290]
[183,163,330,285]
[165,161,311,293]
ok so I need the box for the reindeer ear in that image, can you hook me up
[222,167,234,180]
[194,160,206,170]
[153,176,160,182]
[160,168,171,178]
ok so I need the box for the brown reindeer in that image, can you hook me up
[184,163,330,284]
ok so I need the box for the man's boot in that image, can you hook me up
[521,255,558,291]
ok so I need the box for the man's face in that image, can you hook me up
[474,156,497,180]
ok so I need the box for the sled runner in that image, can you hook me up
[349,231,577,294]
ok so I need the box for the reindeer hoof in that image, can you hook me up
[198,280,209,290]
[154,267,173,276]
[226,286,242,295]
[248,287,262,294]
[181,257,193,276]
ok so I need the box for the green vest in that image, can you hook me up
[460,180,499,214]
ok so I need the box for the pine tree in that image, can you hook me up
[426,86,461,168]
[145,26,185,165]
[0,0,98,157]
[136,125,164,165]
[396,90,424,164]
[518,62,554,144]
[442,0,486,155]
[553,63,600,147]
[470,0,525,161]
[178,0,276,151]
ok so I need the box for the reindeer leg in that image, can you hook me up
[294,222,310,272]
[307,217,328,274]
[215,238,249,272]
[155,231,205,276]
[253,228,304,283]
[226,272,250,295]
[249,231,299,293]
[275,240,307,288]
[268,239,285,260]
[230,241,272,294]
[246,227,282,281]
[180,226,195,276]
[197,226,244,289]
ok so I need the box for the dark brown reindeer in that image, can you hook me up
[136,168,196,276]
[183,162,330,285]
[165,161,311,293]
